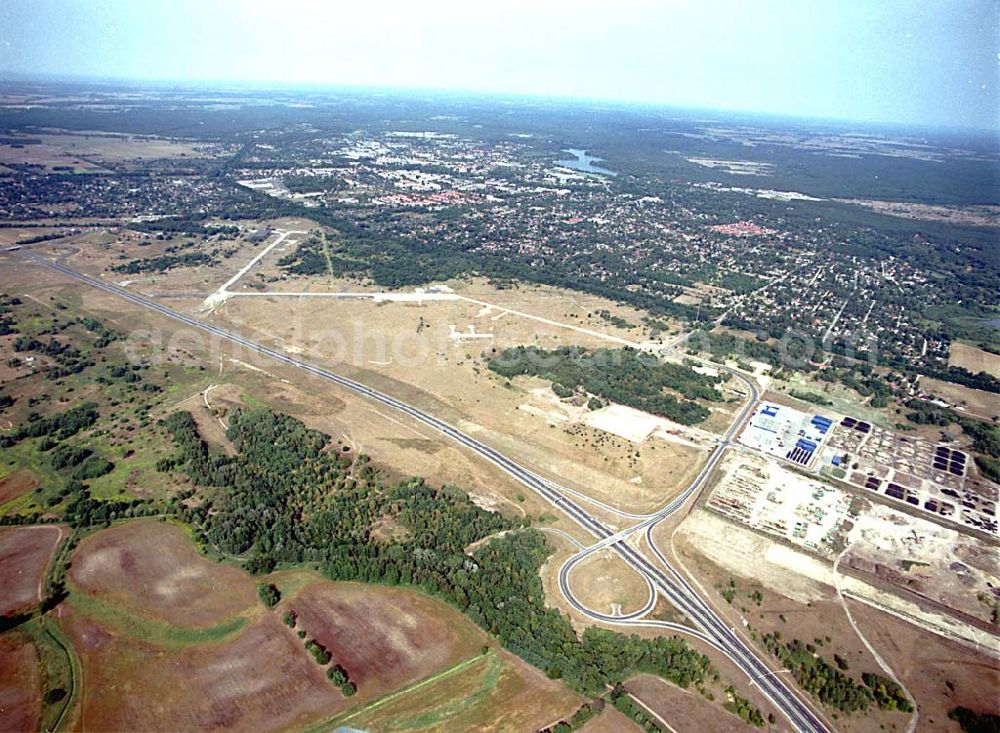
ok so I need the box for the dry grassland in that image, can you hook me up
[921,376,1000,420]
[0,132,213,173]
[625,674,756,733]
[566,549,653,617]
[213,290,708,514]
[948,342,1000,379]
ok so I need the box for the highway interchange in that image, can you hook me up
[14,248,833,733]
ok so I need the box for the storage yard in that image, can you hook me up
[819,417,998,537]
[708,451,855,558]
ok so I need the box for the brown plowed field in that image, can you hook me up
[285,579,484,690]
[0,524,64,616]
[62,608,344,732]
[0,469,39,505]
[62,521,492,732]
[69,519,257,627]
[0,633,41,733]
[577,705,644,732]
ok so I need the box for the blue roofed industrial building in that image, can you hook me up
[737,402,835,469]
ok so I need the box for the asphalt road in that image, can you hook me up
[15,249,831,733]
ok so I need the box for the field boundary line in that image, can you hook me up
[319,650,492,730]
[833,547,918,733]
[41,617,81,733]
[625,691,680,733]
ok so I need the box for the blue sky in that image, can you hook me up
[1,0,997,129]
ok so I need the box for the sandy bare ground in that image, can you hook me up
[669,512,998,733]
[674,509,999,651]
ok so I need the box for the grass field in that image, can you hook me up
[15,615,81,733]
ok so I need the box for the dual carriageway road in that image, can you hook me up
[12,248,832,733]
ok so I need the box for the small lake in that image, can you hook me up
[557,148,617,176]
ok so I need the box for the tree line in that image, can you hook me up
[759,632,912,714]
[487,346,722,425]
[162,407,751,711]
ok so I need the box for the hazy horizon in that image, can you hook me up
[1,0,997,131]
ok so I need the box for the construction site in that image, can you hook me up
[705,450,1000,630]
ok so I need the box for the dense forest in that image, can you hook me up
[487,346,723,425]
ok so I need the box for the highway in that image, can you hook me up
[15,249,831,733]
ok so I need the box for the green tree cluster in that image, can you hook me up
[488,346,721,425]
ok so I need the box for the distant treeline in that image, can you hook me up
[112,252,215,274]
